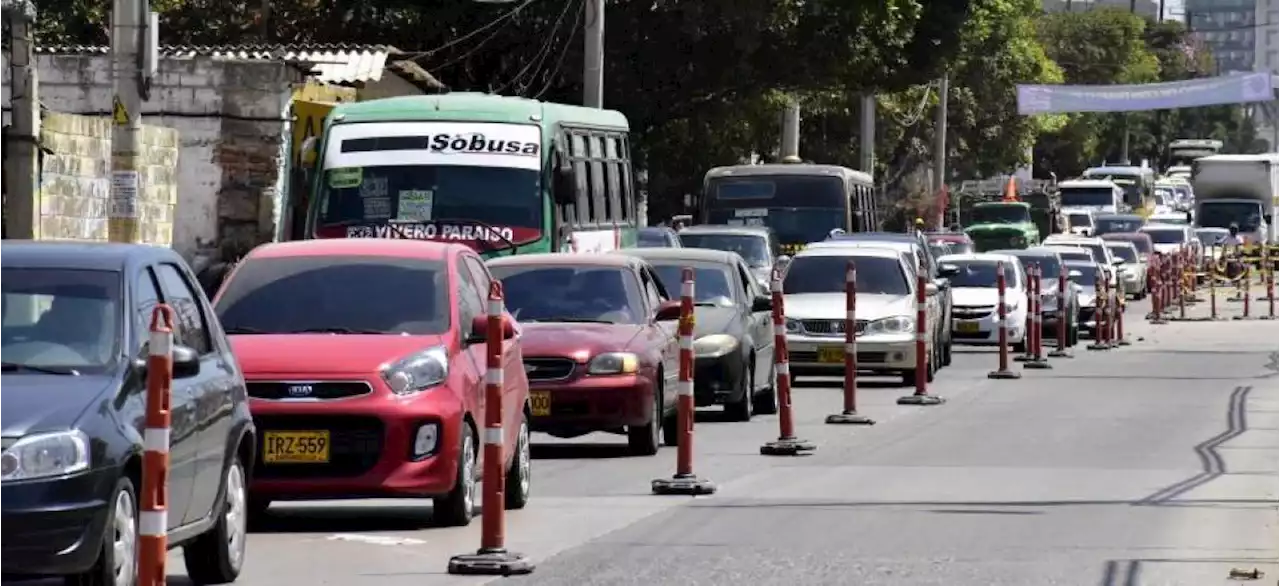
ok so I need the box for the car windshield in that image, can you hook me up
[1093,217,1144,235]
[1067,214,1092,227]
[1050,248,1094,263]
[214,256,449,335]
[783,255,909,296]
[1142,229,1186,244]
[1014,256,1062,280]
[1196,201,1262,231]
[1151,215,1188,225]
[1081,243,1107,263]
[971,205,1030,224]
[1060,188,1115,207]
[648,262,736,305]
[941,260,1019,288]
[678,233,770,268]
[1117,238,1153,254]
[1065,263,1099,286]
[636,229,673,248]
[1196,231,1228,247]
[2,268,121,372]
[489,265,644,324]
[1108,245,1139,262]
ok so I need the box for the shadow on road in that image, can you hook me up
[248,504,436,534]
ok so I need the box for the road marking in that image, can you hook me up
[326,533,426,546]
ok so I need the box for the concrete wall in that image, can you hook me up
[37,112,179,243]
[3,55,301,264]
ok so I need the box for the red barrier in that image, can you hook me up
[1024,264,1051,369]
[139,306,174,586]
[1151,253,1168,324]
[1103,271,1118,348]
[653,269,716,493]
[988,261,1021,380]
[900,259,945,405]
[1266,257,1276,320]
[1048,266,1072,358]
[761,268,817,455]
[1087,268,1110,351]
[1115,280,1130,345]
[1242,265,1252,319]
[1177,250,1187,321]
[826,261,875,425]
[449,282,534,576]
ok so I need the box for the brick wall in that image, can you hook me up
[37,112,179,244]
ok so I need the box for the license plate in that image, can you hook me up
[955,321,981,333]
[816,346,845,363]
[263,431,330,464]
[530,391,551,417]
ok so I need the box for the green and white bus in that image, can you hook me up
[287,92,640,256]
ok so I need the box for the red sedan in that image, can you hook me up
[213,239,531,527]
[486,253,682,455]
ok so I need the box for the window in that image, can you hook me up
[618,136,634,223]
[735,263,754,301]
[155,264,213,355]
[570,133,590,225]
[605,138,623,223]
[462,256,494,312]
[134,268,162,353]
[455,258,484,330]
[640,270,663,312]
[488,265,645,324]
[588,135,607,222]
[562,128,633,228]
[647,263,736,305]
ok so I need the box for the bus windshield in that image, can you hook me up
[705,175,847,244]
[1060,188,1115,208]
[971,205,1030,224]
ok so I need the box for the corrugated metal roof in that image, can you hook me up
[34,43,403,85]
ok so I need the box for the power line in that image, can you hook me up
[402,0,540,60]
[531,3,583,100]
[494,0,580,96]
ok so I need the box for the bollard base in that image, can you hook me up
[825,411,876,425]
[1012,354,1033,362]
[760,437,817,456]
[896,393,946,406]
[1116,338,1132,346]
[1022,358,1052,370]
[1047,349,1073,358]
[448,548,535,576]
[1259,315,1278,320]
[987,369,1022,380]
[1086,343,1110,351]
[651,473,717,496]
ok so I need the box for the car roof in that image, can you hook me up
[487,252,639,269]
[614,247,741,265]
[0,240,182,271]
[1196,227,1229,233]
[1140,224,1186,232]
[1059,179,1119,189]
[1094,214,1143,221]
[808,240,914,253]
[830,232,919,243]
[677,225,772,237]
[245,238,466,261]
[937,253,1022,265]
[637,226,676,235]
[1044,235,1104,245]
[795,245,903,260]
[1100,232,1151,240]
[1104,240,1137,248]
[990,247,1060,259]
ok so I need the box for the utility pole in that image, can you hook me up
[860,94,876,178]
[780,100,801,160]
[932,75,949,198]
[582,0,604,108]
[110,0,148,242]
[5,0,39,240]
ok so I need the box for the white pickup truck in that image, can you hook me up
[1191,154,1279,248]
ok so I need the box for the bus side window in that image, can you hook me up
[588,134,607,225]
[570,132,591,225]
[619,135,635,223]
[604,136,623,224]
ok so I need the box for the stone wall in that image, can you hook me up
[36,112,179,243]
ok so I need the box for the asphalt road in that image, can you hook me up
[145,290,1279,584]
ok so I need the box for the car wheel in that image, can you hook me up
[434,424,477,527]
[184,455,249,584]
[925,350,936,383]
[755,360,778,415]
[942,334,953,367]
[66,477,137,586]
[725,362,752,422]
[627,384,662,456]
[504,413,532,510]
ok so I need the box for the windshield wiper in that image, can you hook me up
[1,362,80,376]
[223,326,270,335]
[291,327,388,334]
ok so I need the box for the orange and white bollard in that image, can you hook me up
[762,269,817,454]
[653,268,717,492]
[1014,264,1036,364]
[139,306,174,586]
[1048,267,1072,358]
[989,261,1021,380]
[1088,269,1110,351]
[449,282,534,576]
[1024,264,1051,369]
[900,259,946,404]
[826,261,875,425]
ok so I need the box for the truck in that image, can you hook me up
[1191,154,1279,252]
[963,201,1041,252]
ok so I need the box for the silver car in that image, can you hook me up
[1105,240,1147,299]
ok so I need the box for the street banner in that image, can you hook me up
[1017,72,1275,115]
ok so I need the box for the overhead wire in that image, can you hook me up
[401,0,540,61]
[493,0,581,96]
[530,3,583,101]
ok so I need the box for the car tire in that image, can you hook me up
[899,369,916,387]
[504,412,532,510]
[184,455,249,584]
[925,350,936,383]
[754,360,779,415]
[434,424,477,527]
[942,334,953,367]
[627,384,662,456]
[725,362,752,422]
[66,476,137,586]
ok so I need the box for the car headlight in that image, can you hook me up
[1011,236,1027,246]
[864,315,914,334]
[380,346,449,396]
[586,352,639,375]
[693,334,739,358]
[1,430,90,482]
[785,318,801,334]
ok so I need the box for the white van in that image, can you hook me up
[1057,179,1125,215]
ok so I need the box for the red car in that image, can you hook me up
[926,231,975,255]
[212,239,531,526]
[486,253,683,455]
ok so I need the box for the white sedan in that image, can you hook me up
[936,253,1028,353]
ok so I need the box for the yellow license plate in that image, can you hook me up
[956,321,981,333]
[530,391,551,417]
[263,431,330,464]
[816,347,845,363]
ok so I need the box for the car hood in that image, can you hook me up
[951,287,1006,307]
[519,322,645,357]
[1,374,115,436]
[230,334,447,376]
[784,293,911,320]
[692,306,740,337]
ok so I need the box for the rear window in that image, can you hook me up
[648,262,736,305]
[636,229,672,248]
[679,233,770,268]
[215,256,449,335]
[1108,244,1139,262]
[940,260,1019,289]
[1142,229,1187,244]
[784,255,909,296]
[489,265,644,324]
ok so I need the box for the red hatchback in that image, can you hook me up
[486,253,683,455]
[213,239,531,527]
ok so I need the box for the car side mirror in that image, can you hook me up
[468,314,517,344]
[750,295,773,313]
[654,299,683,321]
[172,345,201,379]
[924,282,939,296]
[937,264,959,277]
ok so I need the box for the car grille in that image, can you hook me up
[789,350,889,364]
[253,415,384,479]
[952,305,995,319]
[798,319,868,336]
[523,357,576,381]
[246,381,372,401]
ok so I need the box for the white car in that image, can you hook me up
[783,246,940,385]
[1140,224,1197,257]
[1042,234,1124,289]
[1063,259,1106,336]
[936,253,1028,352]
[1149,211,1192,225]
[1064,210,1096,237]
[1104,240,1147,298]
[1195,227,1231,260]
